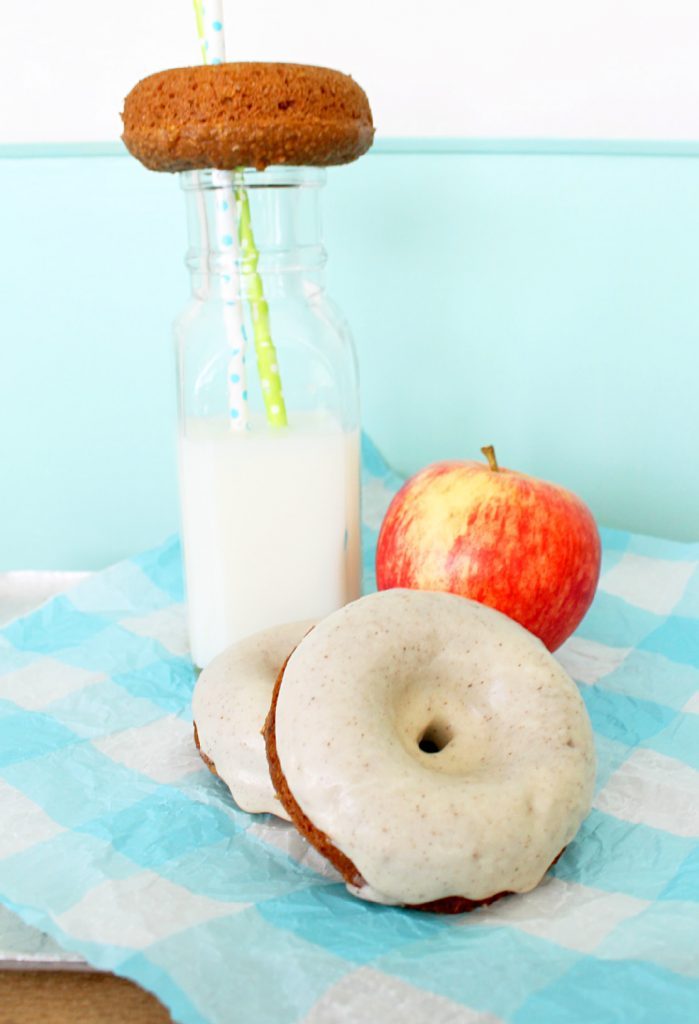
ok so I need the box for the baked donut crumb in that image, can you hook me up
[122,62,374,172]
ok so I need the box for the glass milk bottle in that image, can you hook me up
[175,166,361,668]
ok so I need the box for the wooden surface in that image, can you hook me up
[0,970,173,1024]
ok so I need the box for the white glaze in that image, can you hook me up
[275,589,596,905]
[193,619,314,818]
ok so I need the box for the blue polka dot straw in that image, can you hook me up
[192,0,288,430]
[200,0,226,64]
[211,168,248,431]
[192,1,248,430]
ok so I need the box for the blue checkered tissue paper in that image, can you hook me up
[1,435,699,1023]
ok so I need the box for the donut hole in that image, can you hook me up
[418,719,453,755]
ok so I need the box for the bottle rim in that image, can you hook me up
[179,166,326,191]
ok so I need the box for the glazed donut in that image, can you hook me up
[264,589,595,911]
[193,620,314,818]
[122,63,374,172]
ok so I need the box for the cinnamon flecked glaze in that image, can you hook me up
[265,658,524,914]
[121,63,374,172]
[192,620,314,818]
[264,589,596,911]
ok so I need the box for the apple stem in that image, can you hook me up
[481,445,499,472]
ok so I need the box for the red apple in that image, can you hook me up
[376,446,601,651]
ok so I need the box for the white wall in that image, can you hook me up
[3,0,698,142]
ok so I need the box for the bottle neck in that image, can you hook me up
[180,166,327,298]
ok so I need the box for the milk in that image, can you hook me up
[178,413,361,667]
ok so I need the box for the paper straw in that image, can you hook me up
[212,170,249,428]
[192,0,247,429]
[237,190,287,426]
[192,0,288,429]
[198,0,226,64]
[192,0,207,63]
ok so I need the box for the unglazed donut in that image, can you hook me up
[122,63,374,172]
[264,589,595,910]
[193,620,314,818]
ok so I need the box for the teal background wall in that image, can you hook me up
[2,141,699,569]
